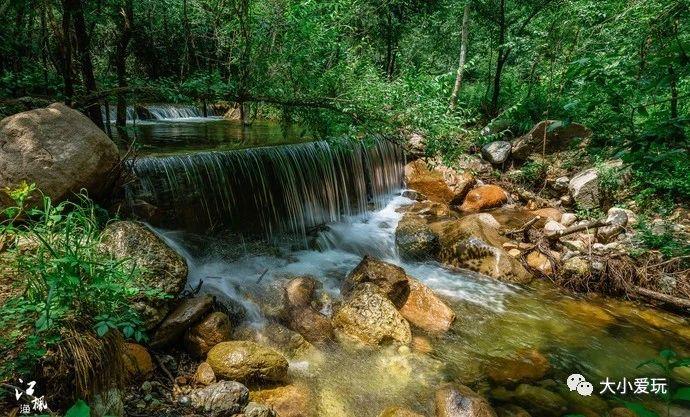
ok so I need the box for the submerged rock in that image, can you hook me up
[189,380,249,415]
[399,277,455,333]
[0,103,119,206]
[185,311,232,357]
[207,341,289,383]
[460,185,508,212]
[250,383,314,417]
[495,405,532,417]
[486,349,551,384]
[512,384,567,417]
[435,383,498,417]
[284,275,321,308]
[378,406,425,417]
[342,255,410,307]
[395,213,441,260]
[245,402,278,417]
[234,321,315,359]
[332,283,412,347]
[151,295,214,347]
[100,221,188,329]
[286,305,334,346]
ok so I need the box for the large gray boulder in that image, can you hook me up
[190,381,249,415]
[511,120,590,160]
[481,141,512,164]
[568,168,599,210]
[100,221,188,329]
[0,103,119,206]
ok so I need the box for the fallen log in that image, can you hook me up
[546,219,610,241]
[503,215,540,242]
[632,286,690,311]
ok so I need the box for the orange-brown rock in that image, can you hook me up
[399,277,455,333]
[193,361,216,386]
[404,160,475,205]
[486,349,551,384]
[185,311,232,357]
[286,306,334,346]
[123,343,154,380]
[250,384,314,417]
[526,251,555,276]
[411,336,433,354]
[530,208,562,222]
[284,276,320,308]
[460,185,508,212]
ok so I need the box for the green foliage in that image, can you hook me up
[633,218,690,259]
[595,159,624,209]
[0,187,152,381]
[64,399,91,417]
[513,159,548,188]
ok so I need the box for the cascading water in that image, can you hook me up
[126,138,405,238]
[101,103,216,123]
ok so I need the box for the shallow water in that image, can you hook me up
[155,195,690,417]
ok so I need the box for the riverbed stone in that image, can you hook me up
[486,349,551,384]
[526,251,555,276]
[481,141,512,164]
[207,341,289,383]
[250,384,314,417]
[598,207,629,243]
[122,343,154,380]
[399,276,455,333]
[100,221,189,330]
[559,257,592,282]
[460,185,508,212]
[531,208,562,222]
[286,305,334,346]
[495,405,532,417]
[185,311,232,357]
[560,213,577,227]
[511,120,591,160]
[568,168,599,210]
[405,160,476,205]
[342,255,410,307]
[332,283,412,347]
[0,103,120,206]
[189,380,249,415]
[233,322,315,359]
[284,276,320,308]
[395,213,441,260]
[378,406,425,417]
[193,362,216,386]
[151,295,214,347]
[435,383,498,417]
[245,402,278,417]
[513,384,567,417]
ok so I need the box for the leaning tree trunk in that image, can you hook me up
[489,0,507,117]
[63,0,103,130]
[449,4,470,110]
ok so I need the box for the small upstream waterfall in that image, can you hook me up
[101,103,212,122]
[127,138,405,237]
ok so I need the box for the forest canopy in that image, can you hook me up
[1,0,688,201]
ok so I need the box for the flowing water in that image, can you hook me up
[128,116,690,417]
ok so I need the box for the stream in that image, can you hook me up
[123,109,690,416]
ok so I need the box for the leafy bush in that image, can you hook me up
[634,218,690,259]
[512,159,548,189]
[0,186,152,381]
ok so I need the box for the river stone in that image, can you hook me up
[495,405,532,417]
[486,349,551,384]
[189,380,249,415]
[193,362,216,386]
[100,221,188,329]
[481,141,512,164]
[122,343,154,381]
[560,213,577,227]
[513,385,567,417]
[286,305,335,346]
[233,322,315,359]
[207,341,289,383]
[91,388,125,417]
[378,406,425,417]
[284,275,321,308]
[250,383,314,417]
[151,295,214,347]
[511,120,591,160]
[568,168,599,210]
[531,208,562,222]
[342,255,410,307]
[185,311,232,357]
[460,185,508,212]
[560,257,592,282]
[598,207,629,243]
[404,160,475,205]
[0,103,119,206]
[395,213,441,260]
[435,383,498,417]
[332,283,412,347]
[245,402,277,417]
[431,217,531,284]
[399,276,455,333]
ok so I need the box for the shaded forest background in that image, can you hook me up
[1,0,688,202]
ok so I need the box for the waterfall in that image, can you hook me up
[125,138,405,238]
[101,103,214,122]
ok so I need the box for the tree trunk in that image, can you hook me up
[385,12,396,80]
[115,0,134,127]
[490,0,506,117]
[64,0,103,129]
[59,5,75,103]
[449,4,470,110]
[669,64,678,120]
